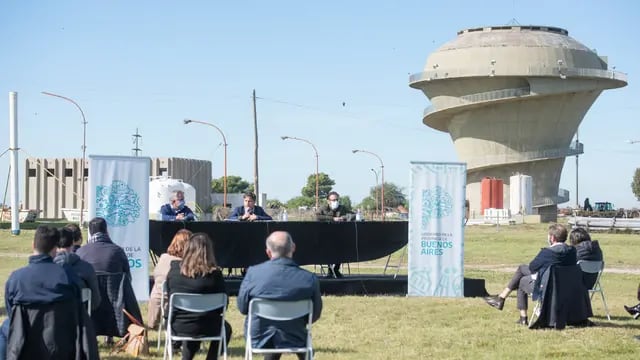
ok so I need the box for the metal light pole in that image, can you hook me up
[184,119,228,208]
[370,168,380,219]
[629,140,640,144]
[42,91,87,226]
[281,136,319,209]
[353,149,385,221]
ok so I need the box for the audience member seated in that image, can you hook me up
[315,191,354,278]
[237,231,323,360]
[569,227,604,288]
[64,223,84,252]
[228,191,272,221]
[483,224,577,325]
[624,282,640,320]
[148,229,191,328]
[77,217,130,276]
[55,227,102,311]
[0,226,82,359]
[166,232,232,360]
[161,190,196,221]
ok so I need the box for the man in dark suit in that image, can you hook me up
[484,223,577,325]
[237,231,322,360]
[315,191,354,278]
[228,191,272,221]
[160,190,195,221]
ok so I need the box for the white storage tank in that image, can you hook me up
[509,174,533,215]
[149,176,197,219]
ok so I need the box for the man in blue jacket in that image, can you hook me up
[228,191,272,221]
[484,223,577,325]
[160,190,195,221]
[237,231,322,360]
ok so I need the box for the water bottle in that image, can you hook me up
[355,208,363,221]
[281,209,288,221]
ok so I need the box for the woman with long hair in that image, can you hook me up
[148,229,192,328]
[166,232,232,360]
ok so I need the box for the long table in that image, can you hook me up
[149,220,408,267]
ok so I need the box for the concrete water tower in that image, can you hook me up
[409,25,627,221]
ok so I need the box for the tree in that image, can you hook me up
[286,196,316,209]
[301,172,335,199]
[211,175,253,193]
[632,168,640,201]
[359,182,407,210]
[340,195,353,212]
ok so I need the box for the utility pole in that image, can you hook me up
[252,89,260,205]
[132,128,142,156]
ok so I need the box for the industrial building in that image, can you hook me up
[410,25,627,221]
[24,157,211,219]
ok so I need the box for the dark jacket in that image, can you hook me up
[166,261,227,336]
[76,232,130,277]
[228,206,272,221]
[575,240,604,289]
[160,203,195,221]
[315,204,354,222]
[529,242,577,300]
[54,250,102,311]
[237,257,322,348]
[92,271,142,337]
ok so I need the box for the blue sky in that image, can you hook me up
[1,0,639,209]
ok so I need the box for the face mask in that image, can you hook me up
[329,200,339,210]
[177,200,185,210]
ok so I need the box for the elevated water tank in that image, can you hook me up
[149,176,197,219]
[509,174,533,215]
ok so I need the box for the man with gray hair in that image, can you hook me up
[237,231,322,360]
[160,190,195,221]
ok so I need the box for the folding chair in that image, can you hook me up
[81,288,92,316]
[157,281,167,350]
[577,260,611,320]
[164,293,228,360]
[245,298,314,360]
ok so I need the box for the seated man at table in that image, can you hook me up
[160,190,195,221]
[228,191,272,221]
[315,191,354,278]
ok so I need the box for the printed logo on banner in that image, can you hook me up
[408,266,462,297]
[421,186,453,225]
[95,180,142,227]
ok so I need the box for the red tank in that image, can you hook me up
[481,177,504,214]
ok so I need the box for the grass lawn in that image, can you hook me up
[1,222,639,359]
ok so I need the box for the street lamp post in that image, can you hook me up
[281,136,319,210]
[42,91,87,226]
[353,149,385,221]
[370,168,380,219]
[184,119,228,208]
[628,140,640,144]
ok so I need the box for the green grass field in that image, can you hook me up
[1,223,639,359]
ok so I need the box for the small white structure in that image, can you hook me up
[509,174,533,215]
[149,176,196,219]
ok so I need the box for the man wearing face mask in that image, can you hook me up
[160,190,195,221]
[316,191,354,278]
[483,224,577,325]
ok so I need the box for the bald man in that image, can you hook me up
[237,231,322,360]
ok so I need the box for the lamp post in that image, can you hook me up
[628,140,640,144]
[353,149,385,221]
[281,136,319,210]
[42,91,87,226]
[370,168,380,219]
[184,119,228,208]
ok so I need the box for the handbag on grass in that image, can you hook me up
[112,309,149,357]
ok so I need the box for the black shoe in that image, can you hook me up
[624,304,640,317]
[516,317,528,326]
[484,295,505,311]
[334,269,344,278]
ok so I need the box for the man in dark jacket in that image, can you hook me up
[569,227,604,289]
[160,190,195,221]
[228,191,272,221]
[76,217,130,276]
[1,226,78,360]
[55,227,102,311]
[484,224,577,325]
[315,191,354,278]
[237,231,322,360]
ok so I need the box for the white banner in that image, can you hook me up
[408,162,466,297]
[89,155,150,301]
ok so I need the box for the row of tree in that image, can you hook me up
[211,173,407,210]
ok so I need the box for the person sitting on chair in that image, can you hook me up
[166,232,232,360]
[64,223,83,252]
[483,224,577,325]
[237,231,322,360]
[161,190,196,221]
[624,282,640,320]
[76,217,130,276]
[228,192,272,221]
[315,191,354,278]
[569,227,603,289]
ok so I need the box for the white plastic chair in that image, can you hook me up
[163,293,228,360]
[245,299,314,360]
[577,260,611,320]
[81,288,92,316]
[157,281,167,350]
